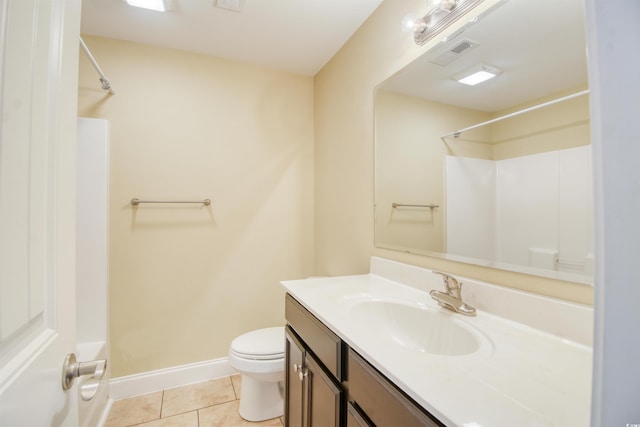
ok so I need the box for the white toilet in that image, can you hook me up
[228,326,285,422]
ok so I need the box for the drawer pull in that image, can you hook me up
[298,368,308,381]
[293,363,308,381]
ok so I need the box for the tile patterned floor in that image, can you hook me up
[105,375,284,427]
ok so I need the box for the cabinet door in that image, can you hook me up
[347,403,373,427]
[306,353,343,427]
[285,327,305,427]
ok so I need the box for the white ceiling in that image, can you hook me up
[80,0,384,76]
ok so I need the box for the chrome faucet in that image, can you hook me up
[429,271,476,316]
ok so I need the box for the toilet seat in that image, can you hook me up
[230,348,284,360]
[230,326,284,361]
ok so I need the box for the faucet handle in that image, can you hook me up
[432,271,462,297]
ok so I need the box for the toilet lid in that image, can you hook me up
[230,326,285,360]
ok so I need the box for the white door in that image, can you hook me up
[0,0,82,425]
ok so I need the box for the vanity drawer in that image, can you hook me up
[347,402,374,427]
[285,294,344,380]
[348,349,443,427]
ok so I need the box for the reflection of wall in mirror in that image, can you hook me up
[490,85,591,159]
[375,85,590,258]
[375,90,491,253]
[441,85,591,158]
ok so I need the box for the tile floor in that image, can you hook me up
[105,375,284,427]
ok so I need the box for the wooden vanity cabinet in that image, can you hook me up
[285,328,305,427]
[284,293,444,427]
[285,294,344,379]
[285,327,342,427]
[346,402,374,427]
[285,294,344,427]
[347,349,444,427]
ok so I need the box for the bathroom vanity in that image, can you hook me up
[281,258,592,427]
[285,294,440,427]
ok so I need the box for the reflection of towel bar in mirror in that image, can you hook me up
[440,89,590,141]
[392,203,439,209]
[131,198,211,206]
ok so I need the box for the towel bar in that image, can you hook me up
[392,203,439,209]
[130,198,211,206]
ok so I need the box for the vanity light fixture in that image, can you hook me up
[125,0,170,12]
[402,0,485,46]
[452,64,502,86]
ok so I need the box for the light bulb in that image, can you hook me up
[440,0,457,11]
[401,13,419,33]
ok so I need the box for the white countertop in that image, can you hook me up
[281,273,592,427]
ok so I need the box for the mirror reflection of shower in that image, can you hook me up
[374,0,592,285]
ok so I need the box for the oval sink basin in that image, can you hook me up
[349,300,480,356]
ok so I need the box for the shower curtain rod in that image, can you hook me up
[441,89,589,140]
[79,37,115,95]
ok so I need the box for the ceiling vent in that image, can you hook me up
[215,0,244,12]
[430,39,479,66]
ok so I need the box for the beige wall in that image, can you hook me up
[491,86,591,159]
[375,90,491,253]
[78,0,592,377]
[78,36,314,377]
[314,0,593,304]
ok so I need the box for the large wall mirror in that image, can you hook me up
[374,0,593,285]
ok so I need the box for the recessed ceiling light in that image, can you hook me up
[452,64,502,86]
[125,0,169,12]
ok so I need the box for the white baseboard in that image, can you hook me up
[109,357,237,400]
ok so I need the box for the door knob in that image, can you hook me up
[61,353,107,400]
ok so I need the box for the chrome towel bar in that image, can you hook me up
[131,198,211,206]
[392,203,439,209]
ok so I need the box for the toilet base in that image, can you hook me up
[238,375,284,422]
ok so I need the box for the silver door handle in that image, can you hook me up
[61,353,107,400]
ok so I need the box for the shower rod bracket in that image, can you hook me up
[99,77,111,91]
[80,37,115,95]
